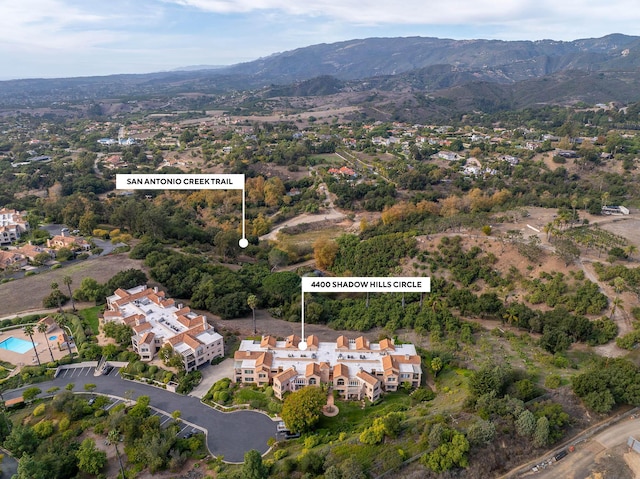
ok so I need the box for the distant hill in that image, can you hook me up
[3,34,640,116]
[220,33,640,83]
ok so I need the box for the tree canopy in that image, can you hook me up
[280,386,326,433]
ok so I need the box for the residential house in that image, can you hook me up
[0,251,27,269]
[47,233,91,252]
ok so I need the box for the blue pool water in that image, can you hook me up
[0,336,35,354]
[49,336,57,341]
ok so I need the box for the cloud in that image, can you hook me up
[0,0,163,52]
[4,0,640,78]
[162,0,640,32]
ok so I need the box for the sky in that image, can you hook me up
[2,0,640,80]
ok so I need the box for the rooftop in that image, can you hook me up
[237,336,419,376]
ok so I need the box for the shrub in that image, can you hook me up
[33,420,54,439]
[32,404,46,417]
[545,374,562,389]
[274,449,288,461]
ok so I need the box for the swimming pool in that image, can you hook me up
[49,335,57,341]
[0,336,35,354]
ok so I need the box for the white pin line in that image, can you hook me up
[298,276,431,350]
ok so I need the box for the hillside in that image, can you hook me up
[3,34,640,116]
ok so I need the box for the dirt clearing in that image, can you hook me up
[0,254,145,316]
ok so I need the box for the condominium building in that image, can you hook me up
[0,208,29,245]
[105,285,224,372]
[234,334,422,402]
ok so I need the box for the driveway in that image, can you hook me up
[189,358,235,399]
[3,364,277,463]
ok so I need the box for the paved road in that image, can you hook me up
[4,364,277,463]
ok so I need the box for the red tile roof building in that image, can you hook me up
[234,334,422,401]
[105,285,224,372]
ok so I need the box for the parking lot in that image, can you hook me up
[56,366,206,438]
[56,365,111,379]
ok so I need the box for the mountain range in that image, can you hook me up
[3,34,640,116]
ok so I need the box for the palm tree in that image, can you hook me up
[570,196,578,226]
[37,321,55,362]
[610,296,624,319]
[108,429,126,479]
[502,307,519,327]
[247,294,258,334]
[23,324,41,366]
[55,314,74,358]
[63,276,75,311]
[543,223,555,241]
[624,245,638,261]
[613,276,626,295]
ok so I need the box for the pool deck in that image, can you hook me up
[0,326,73,367]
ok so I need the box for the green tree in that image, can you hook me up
[583,389,615,413]
[469,365,507,398]
[267,247,289,271]
[359,421,385,445]
[106,268,148,292]
[0,410,12,442]
[129,395,151,418]
[4,424,39,457]
[466,419,496,446]
[63,275,75,311]
[422,430,469,473]
[242,449,268,479]
[533,416,550,447]
[381,411,404,438]
[23,324,41,366]
[50,281,63,312]
[247,294,258,334]
[22,387,41,403]
[56,247,74,262]
[76,438,107,475]
[15,453,48,479]
[261,272,300,306]
[281,386,326,433]
[431,357,443,377]
[515,409,536,437]
[514,379,535,401]
[102,343,118,359]
[74,277,108,304]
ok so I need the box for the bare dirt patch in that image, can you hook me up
[0,254,145,316]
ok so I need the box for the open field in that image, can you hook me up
[0,254,145,317]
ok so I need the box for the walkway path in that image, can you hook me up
[3,363,277,463]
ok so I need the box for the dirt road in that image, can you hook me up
[514,410,640,479]
[260,181,346,241]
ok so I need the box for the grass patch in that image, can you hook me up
[317,391,412,433]
[276,227,345,251]
[429,368,470,414]
[76,305,102,335]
